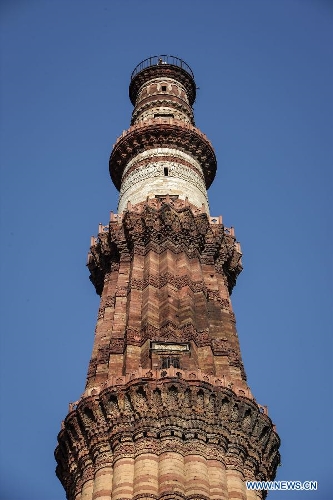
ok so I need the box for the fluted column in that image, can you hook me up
[91,466,113,500]
[158,451,185,496]
[81,479,94,500]
[226,468,247,500]
[111,457,134,499]
[208,459,228,500]
[184,454,210,497]
[133,453,159,497]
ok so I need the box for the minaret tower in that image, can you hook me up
[55,55,280,500]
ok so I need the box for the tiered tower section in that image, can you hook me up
[55,55,280,500]
[112,56,216,214]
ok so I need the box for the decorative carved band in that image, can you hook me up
[87,201,242,295]
[126,322,211,347]
[55,379,280,499]
[121,154,205,185]
[130,272,210,294]
[109,120,216,190]
[122,148,203,178]
[86,366,251,399]
[131,97,194,125]
[119,160,208,211]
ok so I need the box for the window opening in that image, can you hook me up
[161,85,167,91]
[161,356,180,369]
[164,167,168,176]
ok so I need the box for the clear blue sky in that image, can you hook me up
[0,1,332,499]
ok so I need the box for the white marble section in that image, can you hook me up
[118,148,209,214]
[122,148,203,178]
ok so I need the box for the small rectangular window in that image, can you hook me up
[164,167,168,176]
[161,85,167,91]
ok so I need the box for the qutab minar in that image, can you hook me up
[55,55,280,500]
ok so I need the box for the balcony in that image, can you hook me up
[131,55,194,80]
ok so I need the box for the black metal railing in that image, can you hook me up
[131,55,194,80]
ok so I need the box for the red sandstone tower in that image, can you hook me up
[55,55,280,500]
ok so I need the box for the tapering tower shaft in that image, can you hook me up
[55,56,280,500]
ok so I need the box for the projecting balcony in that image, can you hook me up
[109,117,216,190]
[131,55,194,80]
[129,55,196,106]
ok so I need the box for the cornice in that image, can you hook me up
[109,120,216,191]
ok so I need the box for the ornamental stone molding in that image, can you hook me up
[56,378,280,499]
[131,98,194,125]
[122,148,205,181]
[109,120,217,191]
[87,199,242,296]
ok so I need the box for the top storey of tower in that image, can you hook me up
[129,55,197,107]
[110,55,217,210]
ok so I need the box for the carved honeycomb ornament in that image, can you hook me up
[56,379,279,500]
[55,55,280,500]
[87,200,242,296]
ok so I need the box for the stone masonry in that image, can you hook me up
[55,55,280,500]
